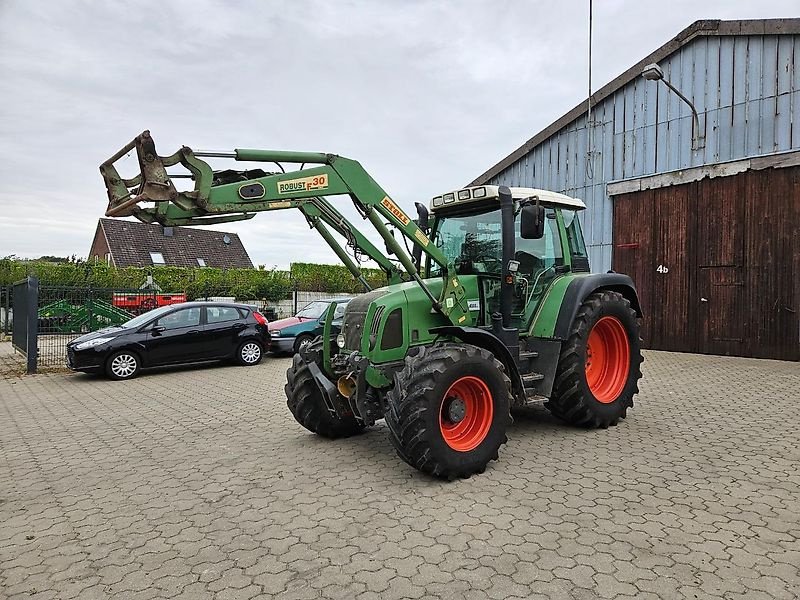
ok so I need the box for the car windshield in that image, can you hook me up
[121,305,178,329]
[296,301,331,320]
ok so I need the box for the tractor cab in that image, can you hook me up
[427,186,589,331]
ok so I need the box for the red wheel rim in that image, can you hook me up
[439,376,494,452]
[585,316,631,403]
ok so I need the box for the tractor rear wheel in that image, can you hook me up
[385,343,512,480]
[285,343,364,439]
[547,290,642,428]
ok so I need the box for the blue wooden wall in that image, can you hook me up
[489,34,800,271]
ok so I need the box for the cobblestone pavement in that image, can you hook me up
[1,350,798,600]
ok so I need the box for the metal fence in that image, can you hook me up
[5,279,350,372]
[11,277,38,373]
[35,287,189,368]
[1,285,11,337]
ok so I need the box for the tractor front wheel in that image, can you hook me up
[385,343,512,480]
[547,290,643,428]
[285,346,365,439]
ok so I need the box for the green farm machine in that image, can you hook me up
[100,131,643,479]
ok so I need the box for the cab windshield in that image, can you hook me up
[430,205,562,278]
[430,207,502,276]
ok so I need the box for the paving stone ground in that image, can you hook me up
[1,348,798,599]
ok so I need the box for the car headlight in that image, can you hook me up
[75,337,114,350]
[336,333,345,348]
[270,330,281,337]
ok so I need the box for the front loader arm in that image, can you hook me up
[100,131,468,324]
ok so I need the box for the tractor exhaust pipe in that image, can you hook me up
[498,186,515,329]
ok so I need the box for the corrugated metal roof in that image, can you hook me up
[470,19,800,187]
[468,18,800,272]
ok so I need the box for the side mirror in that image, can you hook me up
[151,325,166,335]
[520,204,545,239]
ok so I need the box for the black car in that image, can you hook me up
[66,302,270,380]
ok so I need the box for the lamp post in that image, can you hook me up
[642,63,704,150]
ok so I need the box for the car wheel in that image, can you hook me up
[237,340,263,366]
[293,334,315,355]
[106,350,141,380]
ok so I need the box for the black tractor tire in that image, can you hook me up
[293,333,315,355]
[284,344,365,439]
[105,350,141,381]
[385,343,512,480]
[547,290,643,428]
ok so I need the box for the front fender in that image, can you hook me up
[429,326,525,400]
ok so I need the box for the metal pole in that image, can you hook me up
[26,276,38,374]
[2,285,9,336]
[661,78,703,149]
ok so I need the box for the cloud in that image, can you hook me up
[0,0,797,265]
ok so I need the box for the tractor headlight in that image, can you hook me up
[472,187,487,198]
[457,190,470,200]
[336,333,345,349]
[75,337,114,350]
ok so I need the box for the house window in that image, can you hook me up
[105,253,112,265]
[197,258,206,267]
[149,252,165,265]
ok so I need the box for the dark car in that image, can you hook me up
[66,302,270,380]
[268,298,351,354]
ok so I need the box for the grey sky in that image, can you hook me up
[0,0,797,268]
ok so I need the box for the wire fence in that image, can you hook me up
[4,279,358,370]
[35,287,190,368]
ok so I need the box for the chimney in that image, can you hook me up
[163,226,174,237]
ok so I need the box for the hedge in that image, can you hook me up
[289,262,386,293]
[0,259,388,299]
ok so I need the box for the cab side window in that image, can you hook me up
[563,210,590,271]
[514,208,563,280]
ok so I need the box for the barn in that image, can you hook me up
[471,19,799,361]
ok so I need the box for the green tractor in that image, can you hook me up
[100,132,643,479]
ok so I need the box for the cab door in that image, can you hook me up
[510,208,564,330]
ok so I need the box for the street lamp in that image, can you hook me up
[642,63,704,150]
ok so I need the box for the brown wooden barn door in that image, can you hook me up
[650,184,692,352]
[612,189,655,346]
[693,177,746,356]
[744,167,800,360]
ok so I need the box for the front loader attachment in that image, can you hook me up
[98,130,469,323]
[99,130,249,226]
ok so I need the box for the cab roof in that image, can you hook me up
[430,185,586,212]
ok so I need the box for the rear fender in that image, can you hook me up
[554,273,642,339]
